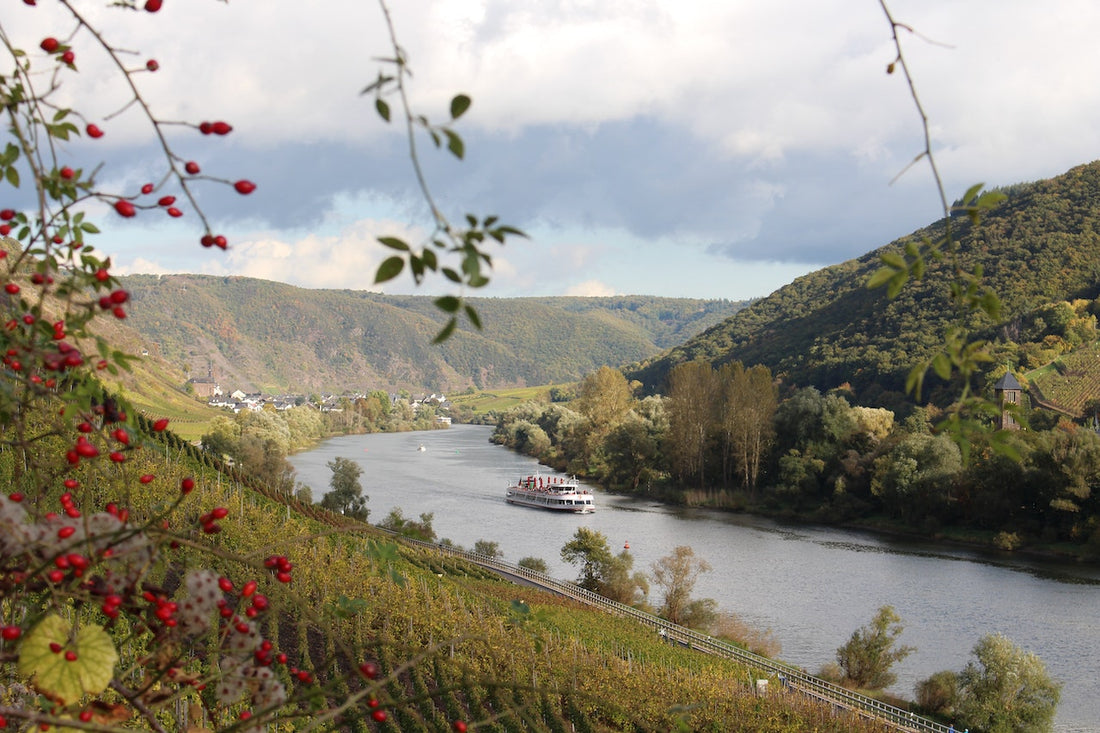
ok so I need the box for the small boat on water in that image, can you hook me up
[505,473,594,513]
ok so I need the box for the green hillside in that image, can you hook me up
[628,161,1100,406]
[119,274,744,394]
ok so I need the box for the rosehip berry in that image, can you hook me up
[40,38,60,53]
[153,418,169,431]
[109,289,129,304]
[4,283,19,295]
[371,710,387,723]
[145,0,163,11]
[61,50,75,66]
[59,166,74,179]
[199,121,213,135]
[64,650,77,662]
[95,268,110,281]
[86,123,104,138]
[63,479,79,489]
[200,234,214,247]
[109,451,125,463]
[1,625,21,641]
[180,477,194,494]
[140,474,155,484]
[210,121,232,135]
[157,195,175,207]
[167,207,182,218]
[146,59,159,71]
[184,161,200,175]
[453,722,468,733]
[358,661,379,679]
[0,210,14,220]
[112,306,126,319]
[233,180,256,195]
[113,200,136,218]
[241,580,257,596]
[218,577,233,592]
[49,642,63,654]
[140,183,154,195]
[214,235,227,249]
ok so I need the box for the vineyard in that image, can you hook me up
[1025,342,1100,418]
[1,417,898,732]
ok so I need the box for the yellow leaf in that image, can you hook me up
[17,614,118,704]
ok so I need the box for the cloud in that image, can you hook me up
[565,280,619,297]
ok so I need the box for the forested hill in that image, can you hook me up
[118,273,745,393]
[628,160,1100,403]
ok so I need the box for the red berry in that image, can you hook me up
[167,207,182,218]
[180,477,194,494]
[157,195,175,207]
[0,209,14,220]
[63,479,79,489]
[140,183,154,195]
[199,122,213,135]
[86,124,104,138]
[153,418,169,431]
[95,268,110,281]
[112,306,126,319]
[40,38,60,53]
[113,200,136,218]
[1,625,21,641]
[4,283,19,295]
[210,121,232,135]
[185,161,200,175]
[140,474,155,484]
[145,0,163,11]
[241,579,257,596]
[59,166,74,179]
[233,180,256,195]
[200,234,214,248]
[146,59,159,71]
[214,235,227,249]
[64,650,77,662]
[61,50,75,66]
[109,289,129,304]
[109,451,125,463]
[453,722,468,733]
[371,710,387,723]
[358,661,379,679]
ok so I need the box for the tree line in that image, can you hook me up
[493,363,1100,555]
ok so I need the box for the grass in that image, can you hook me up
[449,384,572,415]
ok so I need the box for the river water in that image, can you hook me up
[288,425,1100,732]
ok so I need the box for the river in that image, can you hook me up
[288,424,1100,732]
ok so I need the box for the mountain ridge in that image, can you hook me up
[118,274,746,393]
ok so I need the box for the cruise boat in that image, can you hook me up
[505,473,594,513]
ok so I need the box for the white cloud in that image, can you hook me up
[565,279,618,297]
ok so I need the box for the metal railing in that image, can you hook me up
[386,533,954,733]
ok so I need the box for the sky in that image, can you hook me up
[9,1,1100,301]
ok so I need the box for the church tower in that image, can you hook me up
[993,371,1023,430]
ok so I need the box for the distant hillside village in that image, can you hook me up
[186,377,453,425]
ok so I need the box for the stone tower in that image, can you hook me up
[993,371,1023,430]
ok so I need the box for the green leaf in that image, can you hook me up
[434,295,460,313]
[960,182,985,206]
[375,98,391,122]
[377,236,410,252]
[80,222,100,234]
[441,267,462,284]
[931,352,952,380]
[6,166,19,187]
[18,615,118,704]
[865,266,896,290]
[879,252,906,270]
[443,129,464,160]
[464,304,482,330]
[433,317,457,344]
[374,256,405,284]
[450,94,472,120]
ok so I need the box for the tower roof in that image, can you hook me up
[993,372,1022,391]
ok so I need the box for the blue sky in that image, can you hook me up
[9,1,1100,301]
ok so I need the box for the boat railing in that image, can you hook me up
[379,530,955,733]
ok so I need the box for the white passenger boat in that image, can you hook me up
[505,473,594,513]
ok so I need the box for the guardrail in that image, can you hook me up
[385,533,955,733]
